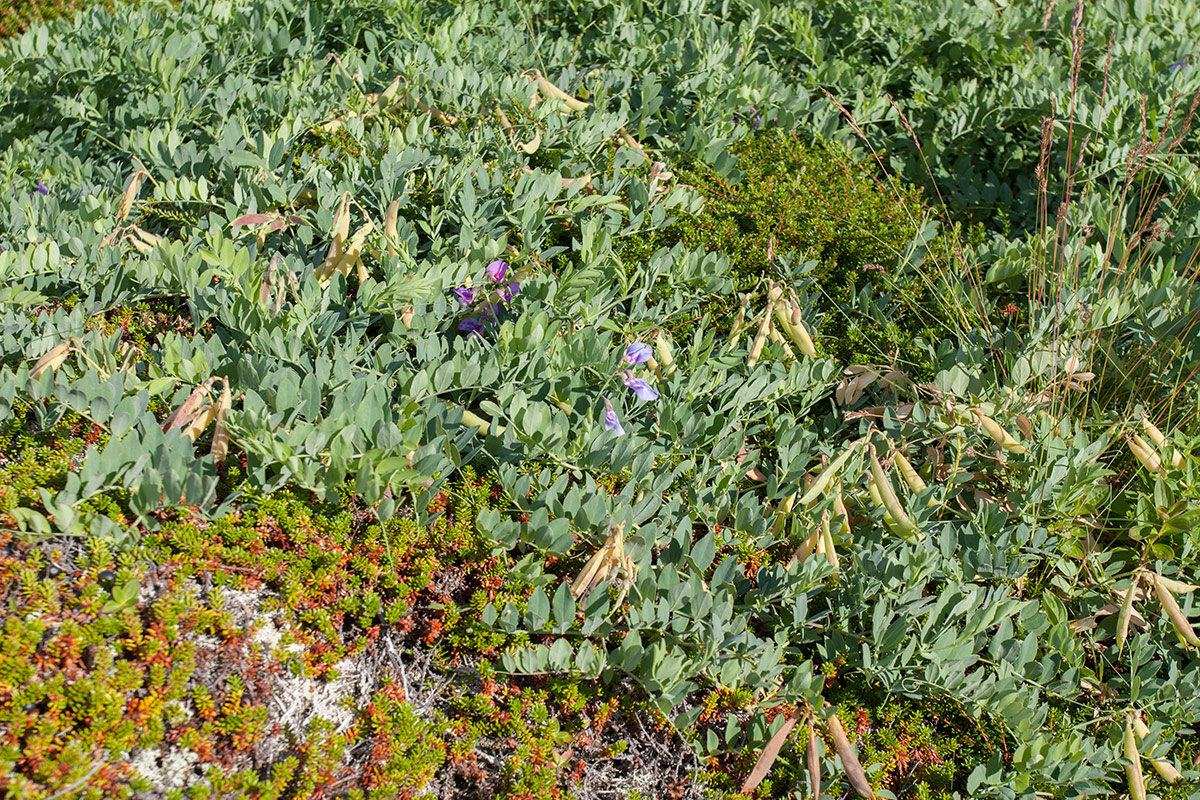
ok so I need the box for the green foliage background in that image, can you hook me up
[2,0,1200,798]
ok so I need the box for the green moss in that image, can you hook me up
[0,0,112,39]
[623,131,970,370]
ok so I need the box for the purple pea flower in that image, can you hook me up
[1169,59,1188,72]
[501,283,520,302]
[33,180,48,196]
[486,260,509,283]
[453,287,477,306]
[622,372,659,402]
[458,317,484,335]
[624,342,652,365]
[603,397,624,435]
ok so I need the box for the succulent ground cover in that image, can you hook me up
[2,0,1200,798]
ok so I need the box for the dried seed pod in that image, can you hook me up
[772,493,797,537]
[747,300,774,368]
[571,522,627,601]
[117,168,148,222]
[1131,714,1184,784]
[161,380,215,434]
[790,528,821,566]
[806,718,821,800]
[210,381,232,465]
[518,129,541,154]
[788,288,819,358]
[971,408,1027,454]
[825,708,876,799]
[1124,715,1147,800]
[30,341,71,379]
[1128,434,1162,474]
[316,192,351,279]
[1142,417,1185,468]
[727,295,750,346]
[1142,417,1168,451]
[1153,574,1200,646]
[384,198,401,258]
[333,219,374,279]
[740,708,802,794]
[617,128,646,154]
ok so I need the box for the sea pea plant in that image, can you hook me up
[1,0,1200,796]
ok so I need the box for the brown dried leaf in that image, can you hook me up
[1014,415,1033,438]
[741,708,802,795]
[1070,583,1152,633]
[232,213,274,227]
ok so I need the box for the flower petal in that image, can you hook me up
[453,287,476,306]
[458,317,484,334]
[486,260,509,283]
[622,374,660,402]
[603,397,625,435]
[624,342,652,365]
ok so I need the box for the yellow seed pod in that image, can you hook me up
[798,440,862,506]
[655,330,675,376]
[1155,574,1199,594]
[970,408,1027,454]
[1154,574,1200,646]
[1141,417,1185,468]
[747,302,774,368]
[832,488,851,537]
[727,295,749,346]
[1127,435,1162,474]
[820,513,839,573]
[1124,715,1147,800]
[1116,577,1138,654]
[317,192,352,279]
[793,528,821,564]
[30,341,71,380]
[1131,714,1184,784]
[384,198,401,258]
[892,448,927,494]
[869,447,921,543]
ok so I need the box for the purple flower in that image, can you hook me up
[34,180,48,196]
[478,303,502,322]
[603,397,624,435]
[453,287,477,306]
[486,260,509,283]
[501,283,520,302]
[624,342,652,365]
[1169,59,1188,72]
[458,317,484,334]
[622,372,659,402]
